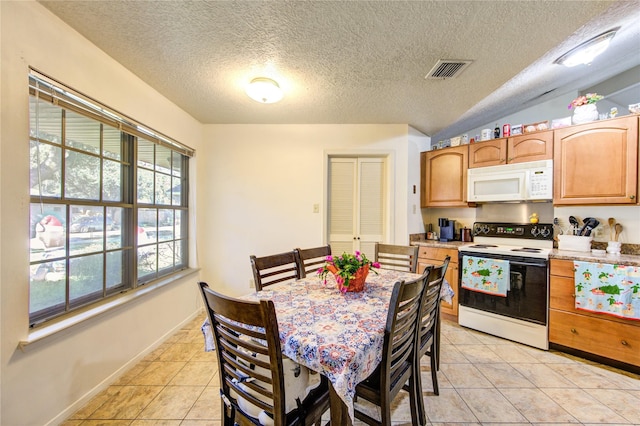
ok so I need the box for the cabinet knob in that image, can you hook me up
[630,195,636,200]
[570,328,577,334]
[621,340,628,346]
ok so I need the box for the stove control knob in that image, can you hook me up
[482,225,490,234]
[540,227,551,238]
[531,226,540,237]
[473,224,482,235]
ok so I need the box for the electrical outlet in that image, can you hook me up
[313,204,320,213]
[594,226,603,238]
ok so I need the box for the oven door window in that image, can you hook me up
[459,253,548,325]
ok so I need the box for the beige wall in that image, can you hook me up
[198,124,425,297]
[1,3,424,424]
[1,3,203,425]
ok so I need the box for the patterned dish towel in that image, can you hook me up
[440,278,454,304]
[574,261,640,321]
[461,255,510,297]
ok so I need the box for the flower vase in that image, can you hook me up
[328,264,369,292]
[572,103,599,125]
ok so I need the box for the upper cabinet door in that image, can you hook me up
[468,139,507,168]
[553,116,638,205]
[421,145,468,207]
[507,130,553,163]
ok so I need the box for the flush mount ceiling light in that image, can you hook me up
[245,77,283,103]
[554,28,618,67]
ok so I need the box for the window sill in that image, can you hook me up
[19,268,200,351]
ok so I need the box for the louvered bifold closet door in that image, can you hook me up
[328,157,386,259]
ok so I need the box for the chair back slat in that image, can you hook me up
[294,245,332,278]
[381,270,428,397]
[418,256,450,355]
[375,243,419,273]
[251,251,301,291]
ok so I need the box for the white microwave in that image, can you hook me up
[467,159,553,202]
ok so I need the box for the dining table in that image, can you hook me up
[202,268,454,425]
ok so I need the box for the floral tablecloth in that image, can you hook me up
[202,269,454,421]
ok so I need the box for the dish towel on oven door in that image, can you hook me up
[461,255,510,297]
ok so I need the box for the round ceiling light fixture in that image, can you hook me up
[554,28,618,67]
[245,77,283,103]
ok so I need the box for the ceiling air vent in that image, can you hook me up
[426,60,472,80]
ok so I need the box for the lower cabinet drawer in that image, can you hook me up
[550,259,574,278]
[549,309,640,367]
[417,246,456,262]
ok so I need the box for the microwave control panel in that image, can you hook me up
[528,168,553,199]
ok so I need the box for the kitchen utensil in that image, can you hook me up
[608,217,616,240]
[568,216,579,235]
[552,217,562,240]
[614,223,623,241]
[578,217,594,236]
[580,218,599,237]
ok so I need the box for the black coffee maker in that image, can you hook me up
[438,218,455,242]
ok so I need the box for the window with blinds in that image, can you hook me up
[28,69,194,326]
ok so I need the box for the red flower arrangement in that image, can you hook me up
[568,93,603,109]
[318,251,380,293]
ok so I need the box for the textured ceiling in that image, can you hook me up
[39,1,640,140]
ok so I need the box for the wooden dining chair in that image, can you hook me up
[374,242,419,273]
[250,251,301,291]
[294,245,332,278]
[353,269,429,426]
[198,282,330,426]
[407,256,449,425]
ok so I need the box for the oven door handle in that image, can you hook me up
[508,260,547,268]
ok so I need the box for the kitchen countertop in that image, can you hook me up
[410,235,640,266]
[550,249,640,266]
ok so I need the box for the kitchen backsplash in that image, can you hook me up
[421,203,640,245]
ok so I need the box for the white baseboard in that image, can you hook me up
[45,309,204,426]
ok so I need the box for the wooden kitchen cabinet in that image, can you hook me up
[553,116,638,205]
[468,130,553,168]
[549,259,640,368]
[421,146,468,207]
[468,139,506,168]
[417,246,458,316]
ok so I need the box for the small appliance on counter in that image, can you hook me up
[461,227,473,242]
[438,218,455,242]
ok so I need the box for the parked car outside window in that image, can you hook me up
[69,216,116,233]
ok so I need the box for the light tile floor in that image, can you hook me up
[62,315,640,425]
